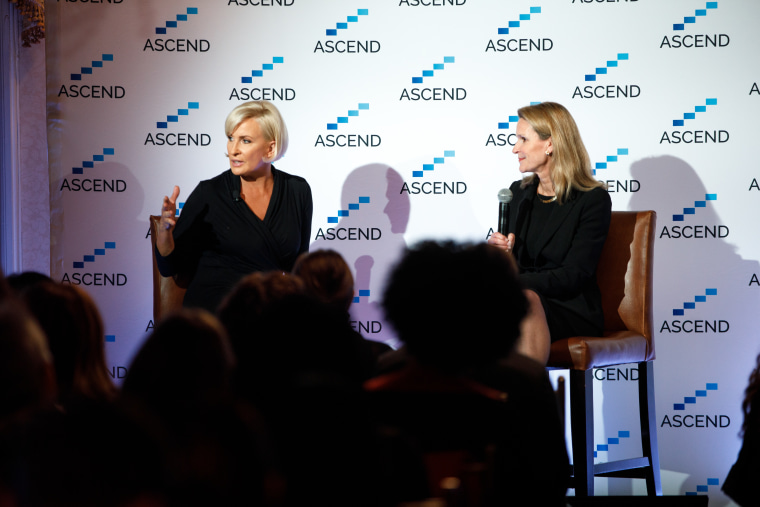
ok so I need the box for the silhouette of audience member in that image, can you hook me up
[0,299,56,422]
[122,308,273,507]
[292,248,392,361]
[5,271,53,296]
[0,267,8,299]
[723,352,760,506]
[217,271,408,506]
[367,240,569,505]
[21,281,116,407]
[122,308,235,414]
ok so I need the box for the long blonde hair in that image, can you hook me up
[518,102,604,204]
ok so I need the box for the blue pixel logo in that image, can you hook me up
[144,101,209,147]
[594,147,638,194]
[61,241,128,287]
[485,7,552,53]
[59,147,126,194]
[314,9,379,54]
[57,53,124,99]
[661,381,729,428]
[660,2,728,49]
[661,98,727,144]
[143,8,208,53]
[660,286,728,334]
[229,56,295,102]
[485,115,519,148]
[314,195,380,241]
[315,102,381,148]
[227,0,294,6]
[593,430,631,459]
[400,57,466,101]
[659,193,726,240]
[572,53,639,100]
[400,150,467,196]
[685,477,720,497]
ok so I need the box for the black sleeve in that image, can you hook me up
[299,179,314,256]
[154,181,211,278]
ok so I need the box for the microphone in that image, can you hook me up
[231,189,241,202]
[497,188,513,236]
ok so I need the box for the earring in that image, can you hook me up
[545,151,551,156]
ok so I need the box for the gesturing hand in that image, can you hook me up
[156,186,180,257]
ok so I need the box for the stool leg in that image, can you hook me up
[570,369,594,496]
[638,361,662,495]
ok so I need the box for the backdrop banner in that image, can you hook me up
[45,1,760,502]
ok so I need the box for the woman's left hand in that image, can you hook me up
[488,232,515,253]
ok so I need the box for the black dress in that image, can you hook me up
[156,167,313,312]
[507,179,611,342]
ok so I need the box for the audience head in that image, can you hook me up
[0,299,56,420]
[5,271,53,296]
[0,266,11,302]
[21,281,116,405]
[741,352,760,437]
[122,308,235,411]
[217,270,305,342]
[382,240,528,371]
[292,249,355,313]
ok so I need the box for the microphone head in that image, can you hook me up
[497,188,513,204]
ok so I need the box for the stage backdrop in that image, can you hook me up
[44,0,760,503]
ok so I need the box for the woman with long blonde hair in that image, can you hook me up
[488,102,611,364]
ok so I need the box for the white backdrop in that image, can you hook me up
[45,0,760,502]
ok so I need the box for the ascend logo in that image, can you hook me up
[400,57,465,101]
[485,116,519,148]
[107,366,129,380]
[227,0,294,6]
[661,98,727,144]
[315,102,380,148]
[314,195,382,241]
[400,151,466,195]
[572,53,640,100]
[58,0,123,3]
[660,2,728,49]
[143,8,209,53]
[399,0,466,6]
[61,241,128,287]
[485,7,552,54]
[229,56,295,101]
[59,148,126,193]
[660,287,728,334]
[593,430,631,458]
[353,289,371,304]
[145,102,210,147]
[659,193,727,240]
[57,53,124,99]
[685,477,720,497]
[314,9,380,54]
[594,148,639,193]
[661,382,729,428]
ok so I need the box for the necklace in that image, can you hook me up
[538,194,556,203]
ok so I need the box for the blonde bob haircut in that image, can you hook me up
[517,102,604,205]
[225,100,289,162]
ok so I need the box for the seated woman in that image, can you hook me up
[488,102,611,364]
[155,100,313,313]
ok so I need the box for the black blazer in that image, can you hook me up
[507,179,612,337]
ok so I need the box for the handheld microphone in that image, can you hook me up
[231,189,241,202]
[497,188,513,236]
